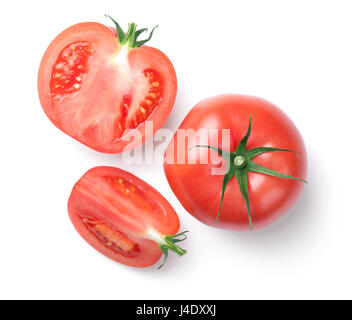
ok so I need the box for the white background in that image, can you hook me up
[0,0,351,299]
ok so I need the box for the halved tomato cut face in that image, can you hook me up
[68,166,187,268]
[38,20,177,153]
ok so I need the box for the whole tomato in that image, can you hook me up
[164,94,307,231]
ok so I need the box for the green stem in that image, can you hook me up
[105,15,158,48]
[233,155,247,169]
[163,238,187,256]
[121,23,137,48]
[158,231,188,269]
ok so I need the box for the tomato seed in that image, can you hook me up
[50,41,95,97]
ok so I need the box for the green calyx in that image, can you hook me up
[192,117,307,230]
[105,15,158,49]
[158,231,189,270]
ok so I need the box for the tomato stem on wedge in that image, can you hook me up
[157,231,189,270]
[190,117,307,230]
[105,15,158,49]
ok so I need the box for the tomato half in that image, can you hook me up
[68,166,187,268]
[164,94,307,231]
[38,18,177,153]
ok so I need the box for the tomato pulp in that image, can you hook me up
[38,18,177,153]
[68,167,187,268]
[164,94,307,231]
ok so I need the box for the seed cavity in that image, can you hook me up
[107,176,139,196]
[81,217,139,256]
[114,69,163,138]
[50,41,95,97]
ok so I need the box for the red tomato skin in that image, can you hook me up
[38,22,177,153]
[68,166,180,267]
[164,94,307,231]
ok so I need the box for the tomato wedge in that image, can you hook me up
[38,17,177,153]
[68,166,187,268]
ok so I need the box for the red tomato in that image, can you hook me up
[68,166,187,268]
[164,94,307,231]
[38,18,177,153]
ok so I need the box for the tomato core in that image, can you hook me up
[82,217,139,257]
[50,41,95,98]
[114,68,163,138]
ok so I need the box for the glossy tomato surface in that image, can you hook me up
[164,94,307,231]
[38,22,177,153]
[68,166,180,267]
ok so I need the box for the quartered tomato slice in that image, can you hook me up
[68,166,187,268]
[38,17,177,153]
